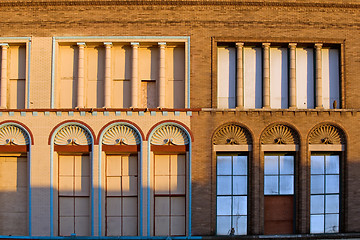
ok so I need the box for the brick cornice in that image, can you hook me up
[0,0,360,9]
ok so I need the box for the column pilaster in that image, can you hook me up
[236,43,244,109]
[104,42,112,108]
[0,43,8,109]
[262,43,271,109]
[158,42,166,108]
[315,43,323,109]
[77,42,86,108]
[131,42,139,108]
[289,43,297,109]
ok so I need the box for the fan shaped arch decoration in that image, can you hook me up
[213,124,252,145]
[309,124,345,145]
[151,125,189,146]
[0,125,29,145]
[261,124,299,145]
[54,125,92,146]
[102,125,140,145]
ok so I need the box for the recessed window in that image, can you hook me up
[264,154,295,234]
[217,43,340,109]
[154,154,186,236]
[310,154,340,233]
[216,154,248,235]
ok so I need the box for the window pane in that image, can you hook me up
[217,216,231,235]
[311,175,324,194]
[311,195,324,214]
[280,156,294,174]
[217,176,232,195]
[326,155,339,174]
[311,156,324,174]
[325,195,339,214]
[325,214,339,233]
[264,176,278,195]
[233,216,247,235]
[217,156,232,175]
[279,175,294,194]
[264,156,278,175]
[232,196,247,216]
[233,176,247,195]
[217,196,231,215]
[326,175,339,194]
[233,156,247,175]
[310,214,324,233]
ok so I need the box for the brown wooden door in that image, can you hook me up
[264,195,294,234]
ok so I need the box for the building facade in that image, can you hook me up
[0,0,359,238]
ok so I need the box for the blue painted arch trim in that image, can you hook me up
[0,122,33,236]
[97,122,144,236]
[49,122,95,236]
[147,122,192,237]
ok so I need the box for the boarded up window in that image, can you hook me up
[217,47,236,109]
[86,46,104,108]
[270,47,288,109]
[0,156,27,235]
[112,45,131,108]
[58,45,77,108]
[154,154,186,236]
[58,155,90,236]
[9,45,26,109]
[106,155,138,236]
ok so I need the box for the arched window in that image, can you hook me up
[260,124,299,235]
[100,123,141,236]
[149,123,191,236]
[212,123,252,235]
[308,124,345,234]
[0,123,31,236]
[52,124,93,236]
[213,123,252,236]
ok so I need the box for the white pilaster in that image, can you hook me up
[77,42,86,108]
[104,42,112,108]
[262,43,271,108]
[315,43,323,109]
[131,42,139,108]
[0,44,8,109]
[289,43,297,109]
[158,42,166,108]
[236,43,244,109]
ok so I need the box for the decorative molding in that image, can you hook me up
[151,125,189,146]
[0,125,29,145]
[0,1,358,9]
[102,125,140,145]
[54,125,91,146]
[309,124,345,145]
[213,124,251,145]
[261,124,299,145]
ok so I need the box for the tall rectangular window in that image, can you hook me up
[322,48,340,109]
[154,154,186,236]
[310,154,340,233]
[269,47,288,109]
[243,47,262,109]
[217,43,340,110]
[296,47,314,109]
[106,155,138,236]
[58,155,90,236]
[216,154,248,235]
[264,154,294,234]
[0,155,28,235]
[217,47,236,108]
